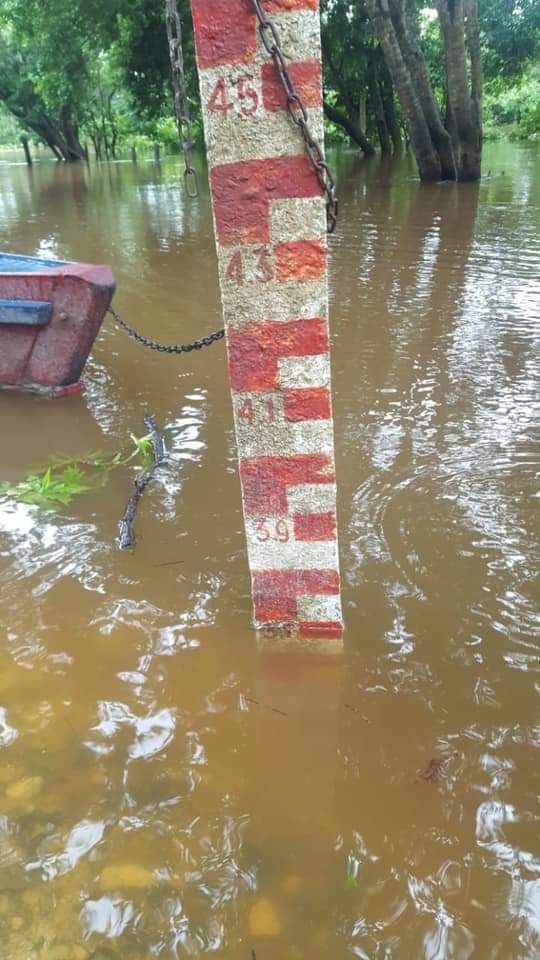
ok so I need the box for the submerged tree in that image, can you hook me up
[0,0,198,160]
[321,0,376,155]
[366,0,482,181]
[321,0,405,157]
[0,36,85,160]
[0,0,104,160]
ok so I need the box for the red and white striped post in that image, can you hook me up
[192,0,343,653]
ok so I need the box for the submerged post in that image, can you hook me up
[192,0,343,653]
[21,136,32,166]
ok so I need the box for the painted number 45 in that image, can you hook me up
[208,75,259,118]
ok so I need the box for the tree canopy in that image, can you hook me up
[0,0,537,175]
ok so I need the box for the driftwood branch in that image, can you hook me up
[117,415,166,550]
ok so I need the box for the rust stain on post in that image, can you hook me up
[192,0,343,653]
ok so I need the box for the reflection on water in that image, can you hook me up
[0,142,539,958]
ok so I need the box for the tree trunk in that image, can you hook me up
[58,105,85,161]
[382,79,402,154]
[30,115,71,161]
[323,100,376,156]
[101,116,110,160]
[21,136,32,165]
[322,36,376,155]
[108,90,118,160]
[435,0,482,180]
[0,84,82,162]
[90,133,102,161]
[45,139,63,161]
[367,67,391,155]
[358,91,367,135]
[366,0,442,180]
[390,0,456,178]
[464,0,482,143]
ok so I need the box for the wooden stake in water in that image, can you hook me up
[191,0,343,653]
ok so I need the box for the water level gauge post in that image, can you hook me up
[191,0,343,653]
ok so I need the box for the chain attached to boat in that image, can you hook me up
[250,0,338,233]
[108,306,224,354]
[166,0,199,198]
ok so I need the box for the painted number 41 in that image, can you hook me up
[208,75,259,118]
[237,397,275,425]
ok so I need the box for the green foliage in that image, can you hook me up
[344,856,359,891]
[478,0,540,80]
[0,0,537,154]
[0,103,22,145]
[485,65,540,139]
[1,465,92,508]
[419,9,446,109]
[0,0,189,157]
[0,433,154,511]
[129,432,154,465]
[115,0,197,123]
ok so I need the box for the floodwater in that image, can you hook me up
[0,141,538,959]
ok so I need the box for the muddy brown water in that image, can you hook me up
[0,142,538,959]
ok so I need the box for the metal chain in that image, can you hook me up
[250,0,338,233]
[165,0,199,198]
[108,306,224,354]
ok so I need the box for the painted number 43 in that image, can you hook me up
[208,75,259,118]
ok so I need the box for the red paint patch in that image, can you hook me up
[262,60,322,112]
[191,0,256,69]
[229,318,327,391]
[275,240,326,282]
[241,454,335,515]
[264,0,319,10]
[299,621,343,640]
[211,156,321,245]
[283,387,330,421]
[294,512,336,541]
[253,568,339,622]
[254,573,296,621]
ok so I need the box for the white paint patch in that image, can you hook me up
[205,108,324,167]
[279,354,331,389]
[221,279,328,325]
[256,10,323,78]
[246,531,338,571]
[270,197,326,243]
[287,483,338,514]
[297,594,342,622]
[234,418,334,458]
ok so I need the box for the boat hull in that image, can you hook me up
[0,254,115,396]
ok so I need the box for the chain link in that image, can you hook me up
[165,0,200,198]
[250,0,338,233]
[108,306,224,354]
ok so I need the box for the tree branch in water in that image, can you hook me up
[117,416,166,550]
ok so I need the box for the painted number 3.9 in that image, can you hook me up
[255,519,290,543]
[208,76,259,118]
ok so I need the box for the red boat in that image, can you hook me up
[0,253,115,397]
